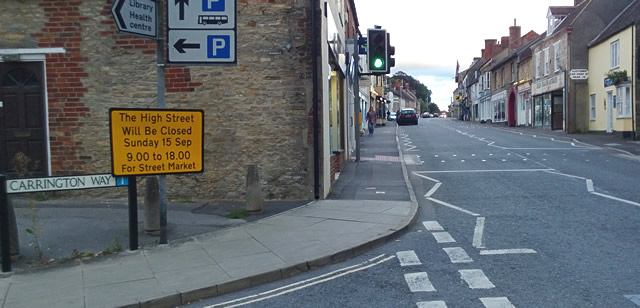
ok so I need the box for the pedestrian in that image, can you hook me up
[366,106,376,136]
[387,110,391,121]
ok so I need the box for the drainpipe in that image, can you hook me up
[566,27,572,133]
[311,0,320,199]
[632,25,636,140]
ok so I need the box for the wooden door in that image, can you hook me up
[0,62,48,177]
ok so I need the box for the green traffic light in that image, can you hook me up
[373,58,384,69]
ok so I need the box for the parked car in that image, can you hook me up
[397,108,418,125]
[441,112,447,118]
[432,113,439,118]
[422,112,430,118]
[389,113,397,121]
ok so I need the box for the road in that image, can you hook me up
[183,118,640,307]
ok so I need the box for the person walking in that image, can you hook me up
[366,106,376,136]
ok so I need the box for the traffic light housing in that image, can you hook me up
[386,33,395,73]
[367,28,387,74]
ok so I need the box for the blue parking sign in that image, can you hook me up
[207,35,230,59]
[202,0,224,12]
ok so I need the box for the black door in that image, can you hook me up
[0,62,48,177]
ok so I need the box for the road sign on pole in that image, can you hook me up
[167,0,237,64]
[111,0,157,38]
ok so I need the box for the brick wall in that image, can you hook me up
[1,0,315,200]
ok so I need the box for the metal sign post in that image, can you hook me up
[0,175,11,272]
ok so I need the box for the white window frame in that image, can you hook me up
[616,84,631,118]
[543,48,550,76]
[553,41,561,72]
[589,94,596,120]
[535,51,541,78]
[610,40,620,69]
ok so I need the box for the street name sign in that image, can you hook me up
[109,108,204,176]
[111,0,157,38]
[167,0,237,64]
[570,69,588,80]
[6,174,128,194]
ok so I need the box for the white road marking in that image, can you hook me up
[405,272,437,292]
[459,269,495,289]
[480,297,516,308]
[591,192,640,208]
[206,255,396,307]
[423,221,444,231]
[482,159,487,162]
[480,249,537,255]
[443,247,473,263]
[417,301,448,308]
[396,250,422,266]
[625,295,640,306]
[461,160,465,162]
[586,179,594,192]
[418,169,554,174]
[412,172,441,183]
[432,232,456,243]
[428,197,481,216]
[479,297,515,308]
[425,182,442,197]
[472,217,485,248]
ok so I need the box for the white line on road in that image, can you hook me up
[443,247,473,263]
[427,197,481,217]
[404,272,437,292]
[479,297,516,308]
[417,301,448,308]
[459,269,495,289]
[591,192,640,208]
[586,179,594,192]
[396,250,422,266]
[419,169,555,174]
[412,172,441,183]
[205,255,396,308]
[625,295,640,306]
[479,249,537,255]
[472,217,485,248]
[425,182,442,197]
[423,221,444,231]
[431,232,456,243]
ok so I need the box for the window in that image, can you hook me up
[553,41,561,72]
[544,48,550,76]
[616,84,631,117]
[535,51,541,78]
[610,40,620,69]
[590,94,596,120]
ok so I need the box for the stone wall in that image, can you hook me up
[0,0,314,200]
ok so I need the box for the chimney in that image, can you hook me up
[484,39,497,60]
[481,49,485,59]
[509,19,522,51]
[501,36,510,50]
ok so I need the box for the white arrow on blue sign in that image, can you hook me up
[111,0,157,38]
[168,30,236,63]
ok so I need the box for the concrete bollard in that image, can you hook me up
[144,176,160,235]
[7,197,19,257]
[246,164,263,214]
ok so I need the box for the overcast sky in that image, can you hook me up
[353,0,575,110]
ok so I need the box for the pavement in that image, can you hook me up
[0,122,418,308]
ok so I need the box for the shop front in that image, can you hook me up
[532,72,565,130]
[491,90,507,123]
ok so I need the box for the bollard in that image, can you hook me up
[143,176,160,235]
[246,164,263,214]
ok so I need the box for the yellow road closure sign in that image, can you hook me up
[109,108,204,176]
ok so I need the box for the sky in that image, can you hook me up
[353,0,575,111]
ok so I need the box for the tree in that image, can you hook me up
[427,103,440,114]
[389,71,431,104]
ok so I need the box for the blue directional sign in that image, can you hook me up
[168,30,235,63]
[167,0,237,64]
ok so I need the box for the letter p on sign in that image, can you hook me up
[207,35,230,58]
